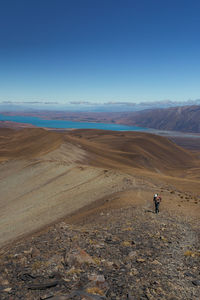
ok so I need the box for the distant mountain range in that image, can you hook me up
[125,105,200,133]
[1,99,200,112]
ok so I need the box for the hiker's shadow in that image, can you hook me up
[144,209,155,214]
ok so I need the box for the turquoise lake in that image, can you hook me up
[0,114,148,131]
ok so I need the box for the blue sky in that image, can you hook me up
[0,0,200,103]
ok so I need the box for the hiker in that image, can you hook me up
[153,194,162,214]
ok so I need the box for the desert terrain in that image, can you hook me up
[0,127,199,299]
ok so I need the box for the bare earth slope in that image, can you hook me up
[66,129,195,174]
[0,128,199,247]
[0,128,63,161]
[0,129,132,246]
[0,128,200,299]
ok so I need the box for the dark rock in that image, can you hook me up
[18,273,37,281]
[192,280,200,286]
[40,293,55,299]
[184,272,195,277]
[28,280,60,290]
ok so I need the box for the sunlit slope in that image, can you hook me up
[0,128,199,247]
[0,127,195,172]
[0,128,63,161]
[0,129,130,246]
[67,129,195,173]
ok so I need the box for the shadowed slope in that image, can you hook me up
[122,105,200,133]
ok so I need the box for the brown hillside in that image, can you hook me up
[67,129,195,174]
[0,128,199,299]
[0,128,199,248]
[0,128,63,161]
[1,128,195,173]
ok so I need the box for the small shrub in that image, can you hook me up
[86,287,104,296]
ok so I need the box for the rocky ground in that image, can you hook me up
[0,202,199,300]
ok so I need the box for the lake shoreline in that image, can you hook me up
[1,114,200,140]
